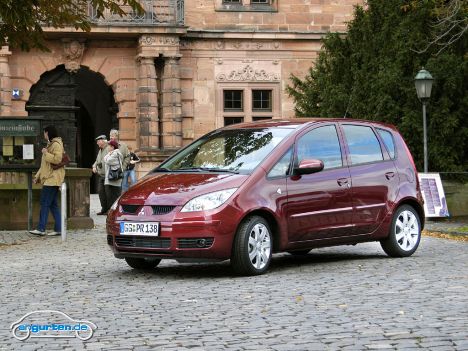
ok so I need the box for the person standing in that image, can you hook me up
[92,135,109,215]
[122,146,140,193]
[109,129,130,173]
[103,140,123,210]
[29,125,65,236]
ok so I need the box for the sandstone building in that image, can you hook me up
[0,0,362,180]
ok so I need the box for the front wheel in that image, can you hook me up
[381,205,421,257]
[125,257,161,270]
[231,216,273,276]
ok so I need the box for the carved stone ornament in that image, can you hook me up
[63,40,85,73]
[139,35,179,46]
[215,40,225,50]
[216,65,280,82]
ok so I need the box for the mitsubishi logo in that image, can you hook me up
[138,207,146,216]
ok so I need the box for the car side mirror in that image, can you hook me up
[294,159,324,175]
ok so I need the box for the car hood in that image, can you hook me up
[119,172,249,206]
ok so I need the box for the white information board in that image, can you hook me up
[22,144,34,160]
[418,173,450,218]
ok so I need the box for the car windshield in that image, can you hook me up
[155,128,293,174]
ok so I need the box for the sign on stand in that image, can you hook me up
[418,173,450,218]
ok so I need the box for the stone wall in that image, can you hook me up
[185,0,363,32]
[8,40,139,150]
[443,181,468,217]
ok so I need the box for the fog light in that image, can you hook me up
[196,239,207,248]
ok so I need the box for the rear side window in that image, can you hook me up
[297,125,343,169]
[343,125,383,165]
[376,128,396,159]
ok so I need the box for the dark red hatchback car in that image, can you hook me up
[107,119,424,275]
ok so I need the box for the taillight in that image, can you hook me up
[401,137,419,185]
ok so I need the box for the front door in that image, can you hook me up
[286,124,353,242]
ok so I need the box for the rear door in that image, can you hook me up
[286,124,353,242]
[341,124,399,235]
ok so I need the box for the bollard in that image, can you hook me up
[60,182,67,242]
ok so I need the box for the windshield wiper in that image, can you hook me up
[201,168,239,174]
[152,167,171,172]
[175,167,239,174]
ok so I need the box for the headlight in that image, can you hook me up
[181,188,238,212]
[110,197,120,211]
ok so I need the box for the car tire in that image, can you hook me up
[287,249,311,256]
[381,205,421,257]
[125,257,161,270]
[231,216,273,276]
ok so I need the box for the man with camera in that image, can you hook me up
[92,135,110,215]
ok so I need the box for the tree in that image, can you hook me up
[0,0,143,51]
[412,0,468,55]
[287,0,468,172]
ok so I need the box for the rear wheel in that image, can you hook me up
[381,205,421,257]
[231,216,272,276]
[125,257,161,270]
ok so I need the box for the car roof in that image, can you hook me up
[221,118,397,131]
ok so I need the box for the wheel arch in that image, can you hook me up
[238,209,282,253]
[395,198,425,229]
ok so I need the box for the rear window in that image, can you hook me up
[377,128,396,159]
[343,125,383,165]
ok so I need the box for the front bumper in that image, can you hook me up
[106,206,240,260]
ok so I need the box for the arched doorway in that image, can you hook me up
[26,65,118,193]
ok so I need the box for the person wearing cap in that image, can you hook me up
[103,139,123,212]
[92,134,110,215]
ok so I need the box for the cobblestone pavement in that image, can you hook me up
[0,203,467,350]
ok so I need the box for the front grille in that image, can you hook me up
[178,238,214,249]
[115,236,171,249]
[152,205,176,215]
[121,204,140,214]
[107,235,113,245]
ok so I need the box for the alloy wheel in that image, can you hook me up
[247,223,271,270]
[395,210,420,251]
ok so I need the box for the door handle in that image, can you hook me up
[337,178,349,186]
[385,172,395,180]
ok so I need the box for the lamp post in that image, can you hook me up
[414,68,434,173]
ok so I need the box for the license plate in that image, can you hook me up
[120,222,159,236]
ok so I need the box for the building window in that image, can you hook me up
[224,90,243,111]
[224,117,244,126]
[218,84,279,127]
[216,0,277,12]
[252,90,272,111]
[252,116,272,121]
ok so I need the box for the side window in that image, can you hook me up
[377,128,396,159]
[268,148,292,178]
[343,125,384,165]
[296,125,343,169]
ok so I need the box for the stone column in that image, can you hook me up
[161,56,182,149]
[0,46,12,116]
[136,56,159,150]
